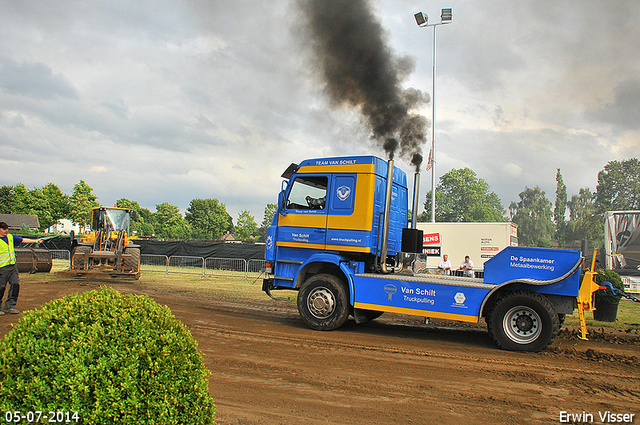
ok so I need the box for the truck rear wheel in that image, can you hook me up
[297,274,350,331]
[487,290,559,352]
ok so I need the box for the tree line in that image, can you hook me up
[417,158,640,248]
[0,180,263,242]
[2,158,638,246]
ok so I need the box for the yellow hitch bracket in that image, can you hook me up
[576,250,602,340]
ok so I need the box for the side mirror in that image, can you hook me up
[131,211,139,222]
[279,180,289,216]
[278,191,287,216]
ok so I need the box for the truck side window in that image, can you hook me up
[286,176,328,210]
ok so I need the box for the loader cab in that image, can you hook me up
[90,207,133,233]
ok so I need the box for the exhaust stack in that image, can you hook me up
[380,159,395,273]
[411,172,420,229]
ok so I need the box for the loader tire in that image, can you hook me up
[123,247,140,273]
[487,290,559,352]
[72,246,91,270]
[297,274,350,331]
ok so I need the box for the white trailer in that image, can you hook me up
[416,222,518,274]
[604,211,640,293]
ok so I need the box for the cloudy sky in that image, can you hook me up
[1,0,638,224]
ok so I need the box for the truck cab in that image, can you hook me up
[265,155,408,289]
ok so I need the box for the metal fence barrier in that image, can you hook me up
[168,256,205,276]
[49,251,264,280]
[204,258,246,278]
[247,259,267,278]
[50,250,70,261]
[140,254,169,274]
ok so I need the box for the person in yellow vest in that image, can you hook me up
[0,222,43,315]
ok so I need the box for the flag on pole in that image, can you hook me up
[425,149,433,171]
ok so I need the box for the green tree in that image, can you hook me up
[235,210,258,241]
[509,186,554,247]
[595,158,640,212]
[420,168,505,222]
[184,198,232,240]
[0,186,15,214]
[41,183,70,231]
[566,188,602,244]
[116,198,155,237]
[68,180,99,232]
[10,184,54,231]
[257,203,278,242]
[11,184,33,215]
[554,169,567,247]
[154,202,191,240]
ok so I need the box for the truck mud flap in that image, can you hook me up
[262,278,289,301]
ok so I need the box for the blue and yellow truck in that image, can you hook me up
[263,155,598,351]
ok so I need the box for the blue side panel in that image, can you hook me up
[277,226,326,245]
[484,246,582,297]
[326,229,374,250]
[265,213,278,262]
[354,276,490,318]
[328,174,356,216]
[371,170,408,256]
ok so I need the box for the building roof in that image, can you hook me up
[0,214,40,230]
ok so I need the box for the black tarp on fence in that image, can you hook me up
[42,237,265,260]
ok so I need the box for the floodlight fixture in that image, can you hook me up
[414,7,454,223]
[441,8,452,22]
[414,12,428,27]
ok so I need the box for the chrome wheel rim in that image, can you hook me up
[503,306,542,344]
[307,286,335,319]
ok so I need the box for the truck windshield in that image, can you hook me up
[287,176,327,210]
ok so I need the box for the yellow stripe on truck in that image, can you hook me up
[354,302,480,323]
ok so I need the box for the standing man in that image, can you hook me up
[437,254,452,275]
[0,222,43,315]
[459,255,474,278]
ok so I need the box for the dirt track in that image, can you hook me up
[2,279,639,425]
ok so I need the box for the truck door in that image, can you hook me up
[277,175,329,249]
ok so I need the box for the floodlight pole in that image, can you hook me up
[415,9,452,223]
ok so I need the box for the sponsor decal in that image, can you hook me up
[423,233,441,245]
[336,185,351,201]
[384,284,397,301]
[452,292,467,309]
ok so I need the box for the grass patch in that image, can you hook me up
[564,299,640,330]
[29,260,298,304]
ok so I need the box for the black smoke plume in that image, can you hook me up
[300,0,430,169]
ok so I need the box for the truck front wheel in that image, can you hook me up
[487,290,559,352]
[297,274,350,331]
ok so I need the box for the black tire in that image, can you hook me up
[486,290,559,352]
[123,247,140,273]
[297,274,350,331]
[72,246,91,270]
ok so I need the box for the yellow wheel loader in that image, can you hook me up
[56,206,141,280]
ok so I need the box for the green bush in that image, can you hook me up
[594,269,625,304]
[0,288,215,424]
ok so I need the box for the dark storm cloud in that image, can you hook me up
[0,58,77,99]
[585,79,640,131]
